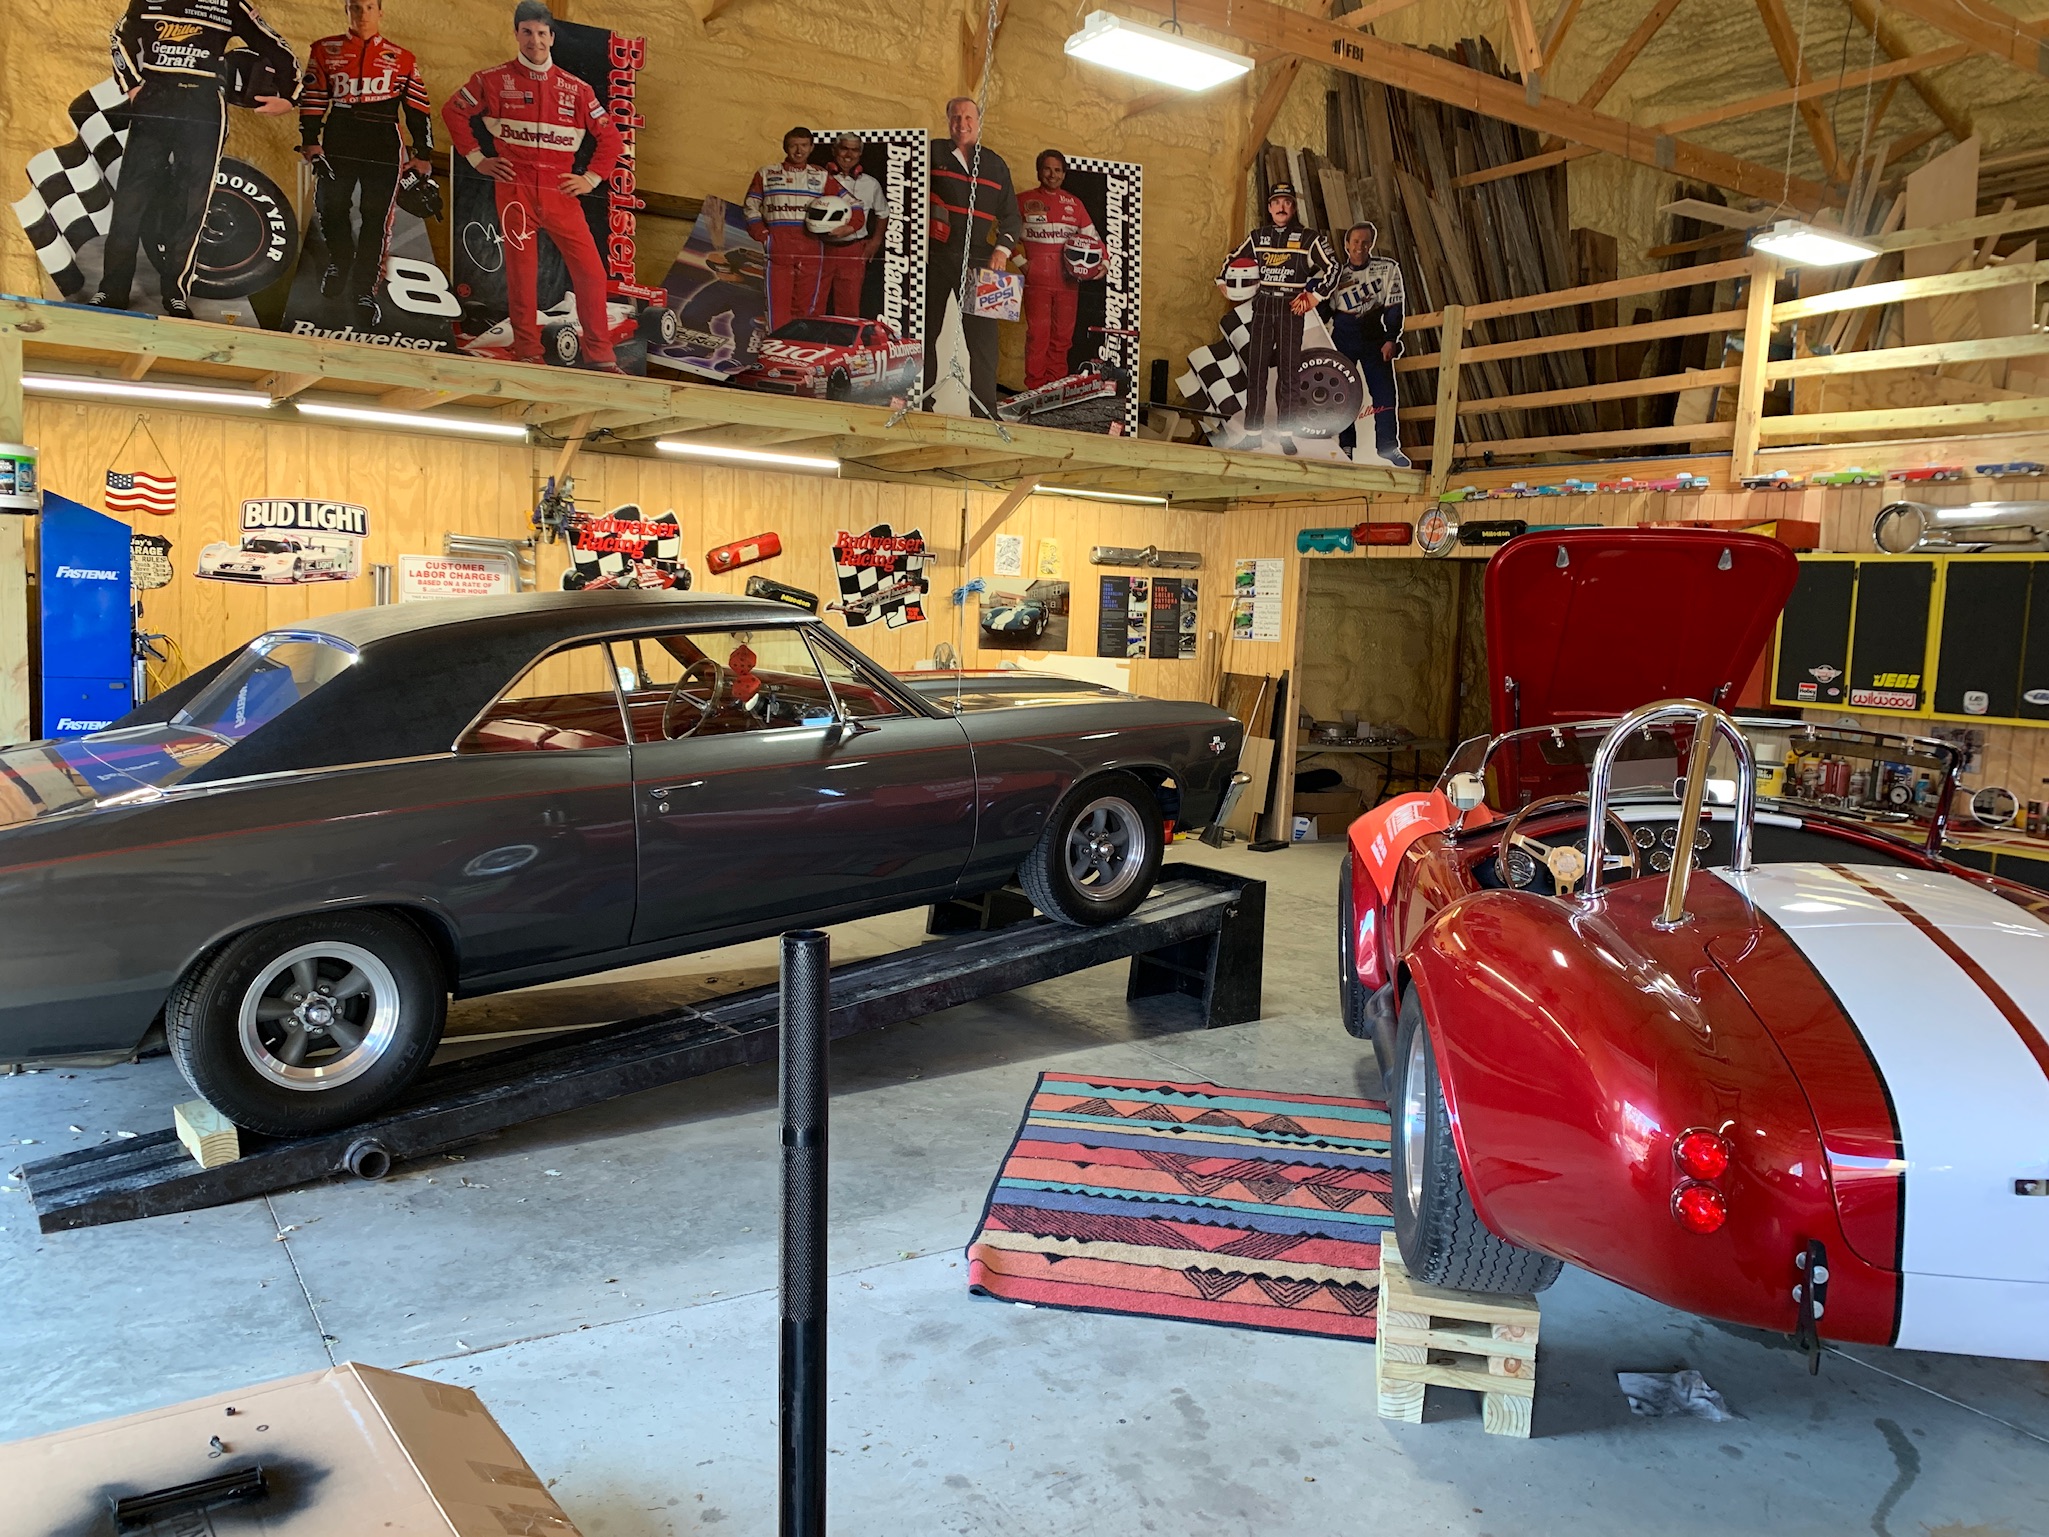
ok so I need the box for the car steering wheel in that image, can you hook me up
[1496,793,1641,895]
[661,659,726,740]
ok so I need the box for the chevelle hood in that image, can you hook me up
[1485,529,1797,730]
[0,727,231,828]
[1710,863,2049,1296]
[899,671,1131,714]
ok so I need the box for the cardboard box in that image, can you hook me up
[1291,790,1362,817]
[2,1361,580,1536]
[1291,814,1319,842]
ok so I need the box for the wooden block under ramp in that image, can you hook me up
[1376,1234,1541,1438]
[173,1099,240,1169]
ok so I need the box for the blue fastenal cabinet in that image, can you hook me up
[38,494,132,740]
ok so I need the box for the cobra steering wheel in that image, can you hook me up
[1496,792,1641,895]
[661,659,727,740]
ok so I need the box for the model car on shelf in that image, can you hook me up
[1888,465,1964,483]
[460,294,673,369]
[1978,461,2046,478]
[1811,467,1885,487]
[1740,470,1804,491]
[195,533,352,584]
[996,356,1130,421]
[1337,528,2049,1363]
[734,315,922,402]
[0,591,1242,1137]
[1560,479,1600,495]
[1438,486,1488,503]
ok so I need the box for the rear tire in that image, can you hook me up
[1389,987,1562,1294]
[1019,771,1163,926]
[167,910,446,1137]
[1339,854,1371,1040]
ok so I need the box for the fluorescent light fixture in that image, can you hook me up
[294,400,530,439]
[1750,219,1879,267]
[655,439,840,472]
[1037,483,1169,504]
[25,372,272,409]
[1064,11,1252,92]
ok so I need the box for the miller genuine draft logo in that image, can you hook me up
[155,21,204,41]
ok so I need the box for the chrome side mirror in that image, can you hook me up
[1446,772,1486,811]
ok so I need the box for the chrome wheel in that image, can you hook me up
[1066,796,1144,901]
[1402,1022,1429,1215]
[237,941,402,1091]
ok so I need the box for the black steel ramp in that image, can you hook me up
[23,864,1264,1232]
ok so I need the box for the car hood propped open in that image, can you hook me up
[1484,529,1798,731]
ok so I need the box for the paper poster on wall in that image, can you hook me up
[130,532,172,591]
[400,553,516,601]
[1097,575,1162,658]
[1145,577,1200,660]
[830,524,928,627]
[198,500,368,585]
[979,580,1070,652]
[445,14,667,374]
[992,533,1024,578]
[807,129,928,337]
[1231,557,1283,642]
[1037,537,1061,578]
[563,507,690,590]
[651,197,769,380]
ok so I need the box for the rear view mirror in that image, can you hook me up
[1446,772,1487,811]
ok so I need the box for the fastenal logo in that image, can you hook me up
[54,565,120,580]
[55,717,112,731]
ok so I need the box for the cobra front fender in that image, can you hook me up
[1404,884,1895,1344]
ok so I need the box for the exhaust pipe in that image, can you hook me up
[779,930,830,1537]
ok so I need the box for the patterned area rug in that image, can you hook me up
[966,1072,1392,1341]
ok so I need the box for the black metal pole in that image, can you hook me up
[778,929,829,1537]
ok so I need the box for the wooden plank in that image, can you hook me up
[964,479,1041,560]
[118,353,155,381]
[1756,397,2049,436]
[1730,255,1779,478]
[1405,257,1754,330]
[1379,1356,1537,1397]
[1871,201,2049,254]
[1754,0,1846,182]
[173,1100,239,1169]
[1428,303,1464,494]
[1504,0,1546,81]
[1881,0,2049,77]
[1128,0,1835,209]
[0,334,24,745]
[1771,257,2049,320]
[1397,365,1739,420]
[1540,0,1585,68]
[1769,329,2049,379]
[1844,0,1973,144]
[1407,420,1735,459]
[1400,308,1747,371]
[1657,43,1971,136]
[549,412,596,482]
[1378,1321,1540,1359]
[1577,0,1683,113]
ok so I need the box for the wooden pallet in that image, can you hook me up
[1376,1234,1541,1437]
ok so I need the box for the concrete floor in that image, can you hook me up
[4,840,2047,1535]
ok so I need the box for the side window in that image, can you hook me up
[613,627,840,742]
[807,635,905,721]
[459,642,628,754]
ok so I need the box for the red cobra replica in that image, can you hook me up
[1340,529,2049,1364]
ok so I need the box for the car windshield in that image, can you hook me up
[243,538,293,553]
[175,634,358,741]
[1442,718,1962,832]
[775,319,861,344]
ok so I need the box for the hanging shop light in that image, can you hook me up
[1750,219,1878,268]
[293,401,530,440]
[655,440,840,472]
[1063,11,1252,92]
[24,373,273,410]
[1037,484,1169,504]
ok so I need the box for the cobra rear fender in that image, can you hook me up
[1403,886,1897,1343]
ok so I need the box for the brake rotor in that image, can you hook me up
[1290,350,1362,438]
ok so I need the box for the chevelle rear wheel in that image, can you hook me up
[1020,771,1162,926]
[1390,988,1562,1295]
[167,911,446,1136]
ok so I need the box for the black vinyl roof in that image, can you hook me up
[297,588,809,647]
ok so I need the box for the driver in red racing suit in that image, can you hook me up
[1017,149,1100,390]
[442,0,623,370]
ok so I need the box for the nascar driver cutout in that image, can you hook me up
[298,0,433,326]
[97,0,297,317]
[442,0,625,372]
[743,127,844,331]
[1214,182,1338,456]
[1017,150,1100,391]
[820,132,886,321]
[1329,221,1409,467]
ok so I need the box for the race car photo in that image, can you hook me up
[195,533,355,585]
[459,293,678,369]
[733,316,923,402]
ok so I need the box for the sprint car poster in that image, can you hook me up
[650,197,769,380]
[196,499,368,585]
[830,524,928,628]
[563,506,690,591]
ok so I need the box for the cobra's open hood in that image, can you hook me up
[1484,529,1798,731]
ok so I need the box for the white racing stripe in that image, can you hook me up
[1717,864,2049,1359]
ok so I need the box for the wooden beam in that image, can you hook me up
[1755,0,1847,182]
[1397,364,1740,420]
[549,412,595,482]
[1756,396,2049,436]
[1505,0,1546,95]
[1770,256,2049,320]
[1730,256,1780,479]
[1656,44,1970,136]
[381,387,464,410]
[1540,0,1584,69]
[965,479,1040,562]
[1880,0,2049,78]
[1405,256,1755,330]
[1120,87,1181,121]
[1134,0,1835,208]
[118,353,154,381]
[1843,0,1973,145]
[1869,200,2049,253]
[0,335,24,745]
[963,0,1010,95]
[1333,0,1428,26]
[262,371,320,400]
[1399,307,1748,372]
[1768,328,2049,379]
[1427,303,1463,494]
[1238,57,1305,177]
[1576,0,1682,112]
[1409,420,1736,459]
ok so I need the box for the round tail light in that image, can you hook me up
[1674,1129,1732,1181]
[1672,1181,1727,1234]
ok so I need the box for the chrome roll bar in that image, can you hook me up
[1583,699,1757,922]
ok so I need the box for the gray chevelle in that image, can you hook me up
[0,591,1243,1135]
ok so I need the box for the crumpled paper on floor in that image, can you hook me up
[1616,1369,1736,1421]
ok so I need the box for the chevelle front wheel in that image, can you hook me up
[1020,771,1163,926]
[1390,987,1562,1295]
[167,910,447,1136]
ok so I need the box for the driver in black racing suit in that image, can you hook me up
[98,0,297,317]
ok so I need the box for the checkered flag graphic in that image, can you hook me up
[1176,301,1258,445]
[831,525,929,628]
[566,508,690,589]
[11,78,131,297]
[1221,300,1252,356]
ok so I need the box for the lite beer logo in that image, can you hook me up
[243,499,371,536]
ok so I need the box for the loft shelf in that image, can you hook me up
[0,296,1422,506]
